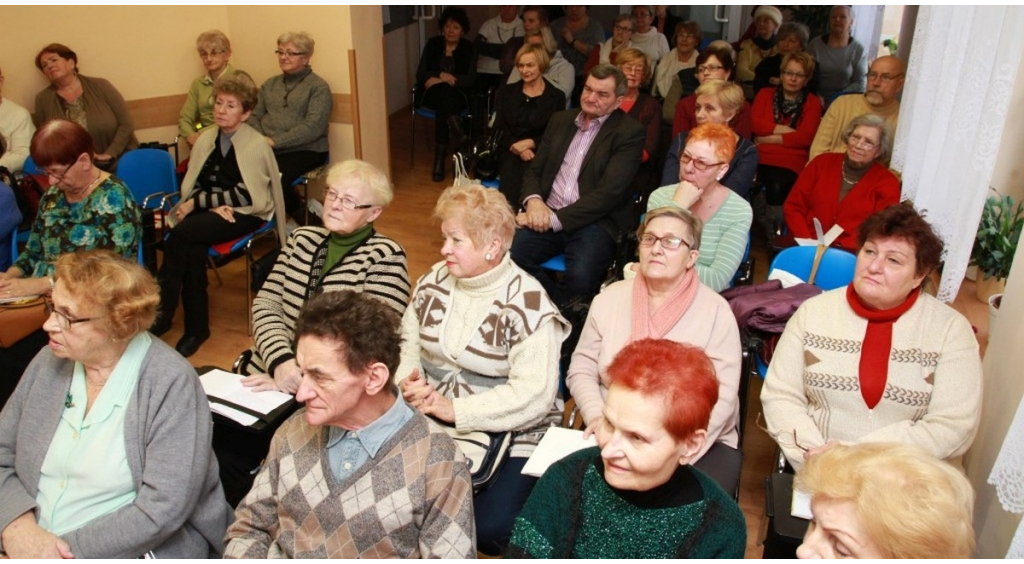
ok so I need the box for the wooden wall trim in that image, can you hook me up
[348,49,362,159]
[126,90,355,131]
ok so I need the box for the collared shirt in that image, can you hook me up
[36,332,152,535]
[538,111,612,232]
[325,394,413,482]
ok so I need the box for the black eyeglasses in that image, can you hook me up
[638,233,692,250]
[275,50,306,58]
[324,191,375,210]
[41,162,74,182]
[44,297,100,331]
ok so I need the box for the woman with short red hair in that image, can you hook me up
[509,339,745,558]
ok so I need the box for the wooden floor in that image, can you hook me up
[177,106,992,559]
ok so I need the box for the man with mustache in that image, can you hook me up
[809,56,905,160]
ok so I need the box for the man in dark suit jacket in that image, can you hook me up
[510,63,645,308]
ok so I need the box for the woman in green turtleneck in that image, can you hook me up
[242,159,411,393]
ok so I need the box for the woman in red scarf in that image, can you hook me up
[567,206,742,492]
[760,203,982,471]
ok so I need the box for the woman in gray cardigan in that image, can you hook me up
[0,250,232,558]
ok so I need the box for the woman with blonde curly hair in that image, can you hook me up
[797,442,975,559]
[397,184,569,555]
[0,250,231,558]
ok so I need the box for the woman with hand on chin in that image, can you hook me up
[397,184,568,556]
[568,206,742,491]
[644,122,752,292]
[152,73,285,358]
[509,339,746,558]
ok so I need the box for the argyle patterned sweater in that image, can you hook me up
[224,411,476,558]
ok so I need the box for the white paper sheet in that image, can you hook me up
[209,401,259,427]
[791,487,813,520]
[521,427,597,477]
[199,369,291,415]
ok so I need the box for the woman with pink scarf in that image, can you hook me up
[566,205,742,492]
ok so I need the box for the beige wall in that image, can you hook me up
[964,45,1024,558]
[1,6,388,174]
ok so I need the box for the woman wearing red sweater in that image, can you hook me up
[783,114,900,251]
[752,52,822,235]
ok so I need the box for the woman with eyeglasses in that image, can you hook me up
[661,80,758,201]
[782,114,899,251]
[668,44,753,139]
[645,122,752,292]
[248,31,331,219]
[33,44,137,171]
[415,7,476,183]
[212,159,410,507]
[0,120,140,300]
[652,21,701,99]
[567,206,742,492]
[752,22,820,96]
[583,14,634,77]
[615,49,661,199]
[752,52,823,236]
[151,73,286,358]
[178,30,244,147]
[761,203,981,473]
[0,250,232,558]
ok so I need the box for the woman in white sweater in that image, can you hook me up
[760,203,982,471]
[397,184,568,556]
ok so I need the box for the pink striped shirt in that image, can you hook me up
[530,112,611,232]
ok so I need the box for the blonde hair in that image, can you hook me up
[324,159,394,207]
[515,43,551,74]
[616,48,651,82]
[433,184,515,254]
[55,250,159,340]
[797,442,976,559]
[694,79,745,118]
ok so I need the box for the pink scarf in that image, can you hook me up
[631,269,699,341]
[845,285,921,409]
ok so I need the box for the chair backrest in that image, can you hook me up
[115,149,177,207]
[22,156,39,175]
[768,246,858,290]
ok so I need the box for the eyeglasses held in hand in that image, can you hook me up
[755,412,809,453]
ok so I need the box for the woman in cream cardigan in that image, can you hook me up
[152,73,285,358]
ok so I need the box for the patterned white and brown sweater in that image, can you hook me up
[760,288,982,471]
[224,410,476,558]
[397,254,570,458]
[249,227,410,376]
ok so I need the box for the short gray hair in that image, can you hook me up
[196,30,231,53]
[777,22,810,49]
[589,63,628,97]
[278,31,315,56]
[325,159,394,207]
[841,113,894,163]
[640,206,704,251]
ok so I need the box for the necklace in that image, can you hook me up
[282,71,310,108]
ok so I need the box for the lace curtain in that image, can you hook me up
[890,6,1024,302]
[989,395,1024,558]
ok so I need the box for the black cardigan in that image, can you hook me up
[493,78,566,153]
[416,36,477,91]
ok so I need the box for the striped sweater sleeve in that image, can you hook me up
[695,192,752,292]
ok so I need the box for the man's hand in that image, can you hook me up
[242,359,302,394]
[520,198,553,232]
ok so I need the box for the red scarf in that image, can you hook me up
[631,269,699,341]
[845,285,920,409]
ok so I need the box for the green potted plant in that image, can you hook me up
[971,192,1024,301]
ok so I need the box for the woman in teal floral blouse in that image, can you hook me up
[0,120,140,298]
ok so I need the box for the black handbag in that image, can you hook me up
[438,422,512,493]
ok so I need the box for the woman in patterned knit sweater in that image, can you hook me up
[397,184,569,556]
[508,339,746,558]
[152,73,286,358]
[761,203,982,471]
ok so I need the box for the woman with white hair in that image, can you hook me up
[248,31,332,219]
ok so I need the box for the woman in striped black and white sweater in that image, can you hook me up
[243,159,410,393]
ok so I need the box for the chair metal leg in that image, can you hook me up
[207,256,223,286]
[409,107,416,169]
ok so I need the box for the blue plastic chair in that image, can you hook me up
[22,156,40,176]
[767,246,858,291]
[115,148,178,210]
[540,254,566,273]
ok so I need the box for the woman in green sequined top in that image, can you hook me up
[0,120,140,298]
[507,339,746,558]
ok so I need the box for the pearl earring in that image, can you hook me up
[485,253,493,261]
